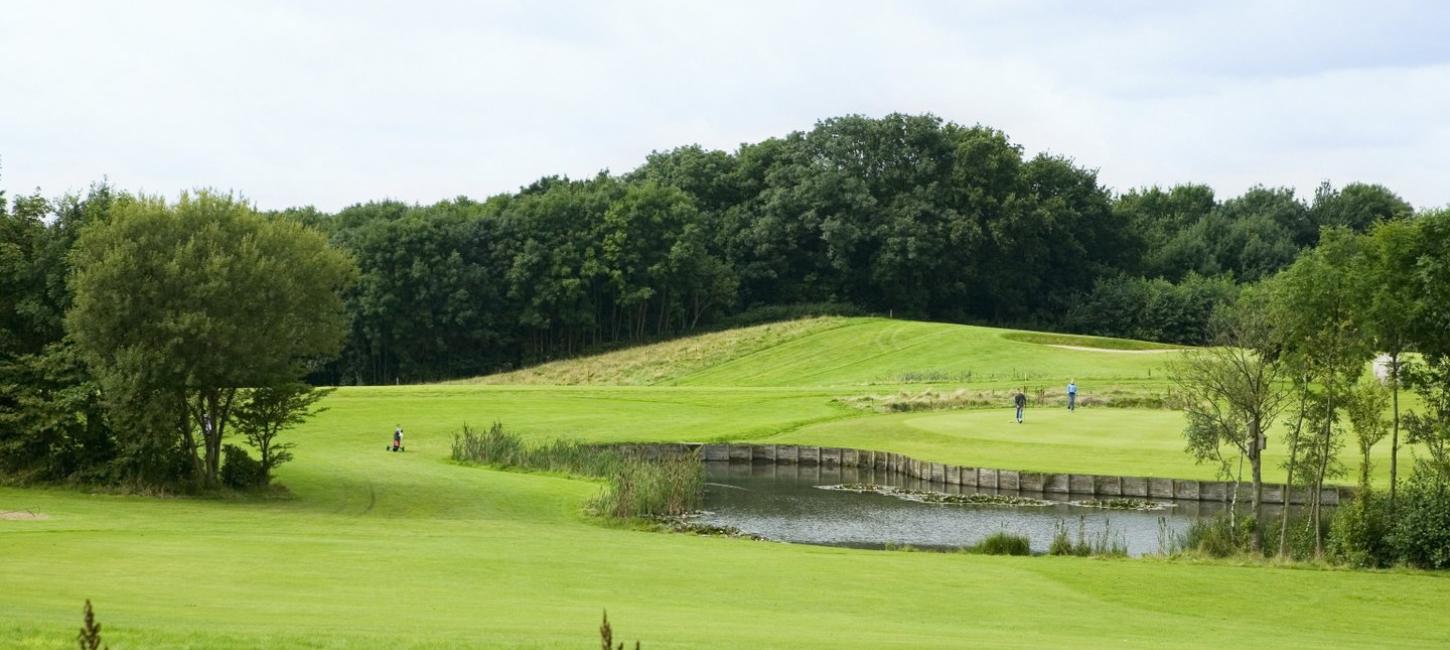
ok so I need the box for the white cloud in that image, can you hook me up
[2,0,1447,211]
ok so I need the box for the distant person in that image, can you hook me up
[1013,389,1027,424]
[392,425,404,452]
[1067,380,1078,413]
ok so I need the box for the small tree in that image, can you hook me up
[1330,376,1393,567]
[1169,287,1287,552]
[1345,377,1390,488]
[1269,228,1370,556]
[230,383,332,485]
[78,599,105,650]
[1357,218,1421,503]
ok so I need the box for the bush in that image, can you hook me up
[1181,513,1258,557]
[972,531,1032,556]
[219,444,263,489]
[1328,490,1393,568]
[1064,272,1237,345]
[1390,469,1450,569]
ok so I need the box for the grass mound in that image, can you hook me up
[469,317,1181,388]
[465,317,845,385]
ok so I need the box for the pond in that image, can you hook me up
[695,462,1297,556]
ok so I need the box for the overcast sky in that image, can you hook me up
[3,1,1448,212]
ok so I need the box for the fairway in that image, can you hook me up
[3,319,1445,648]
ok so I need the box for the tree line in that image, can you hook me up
[309,115,1408,383]
[0,112,1430,489]
[1172,212,1450,568]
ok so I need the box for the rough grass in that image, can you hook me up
[464,317,844,386]
[464,317,1181,388]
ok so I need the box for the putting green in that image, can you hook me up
[773,407,1412,487]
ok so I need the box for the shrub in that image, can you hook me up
[219,444,263,489]
[1064,272,1237,345]
[1182,514,1251,558]
[1262,513,1321,561]
[1390,468,1450,569]
[599,610,641,650]
[1328,489,1393,568]
[972,531,1032,556]
[78,599,105,650]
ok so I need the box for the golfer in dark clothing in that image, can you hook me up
[1014,390,1027,424]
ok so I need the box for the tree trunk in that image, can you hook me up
[1230,451,1242,535]
[178,400,202,486]
[1311,387,1335,559]
[1390,352,1400,505]
[1250,417,1263,554]
[1279,378,1309,558]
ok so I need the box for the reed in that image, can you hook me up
[971,531,1032,556]
[452,423,702,519]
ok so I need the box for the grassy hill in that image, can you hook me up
[469,317,1182,388]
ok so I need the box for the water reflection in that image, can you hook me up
[698,462,1297,557]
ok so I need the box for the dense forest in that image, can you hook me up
[325,114,1410,382]
[2,113,1417,389]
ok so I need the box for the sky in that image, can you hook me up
[3,0,1448,212]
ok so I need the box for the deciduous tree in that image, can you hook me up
[68,191,356,487]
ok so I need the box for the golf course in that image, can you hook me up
[4,317,1446,648]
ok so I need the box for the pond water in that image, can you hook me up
[696,462,1294,557]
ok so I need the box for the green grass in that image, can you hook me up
[462,317,1181,388]
[466,318,843,386]
[999,330,1184,351]
[770,407,1411,487]
[2,318,1444,647]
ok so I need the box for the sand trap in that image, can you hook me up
[0,510,49,521]
[1047,344,1182,354]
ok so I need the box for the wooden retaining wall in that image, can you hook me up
[607,442,1348,506]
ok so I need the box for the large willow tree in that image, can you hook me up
[68,191,356,487]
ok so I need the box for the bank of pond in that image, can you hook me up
[691,461,1299,557]
[454,429,1443,567]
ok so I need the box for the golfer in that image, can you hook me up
[1067,379,1078,412]
[1013,389,1027,424]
